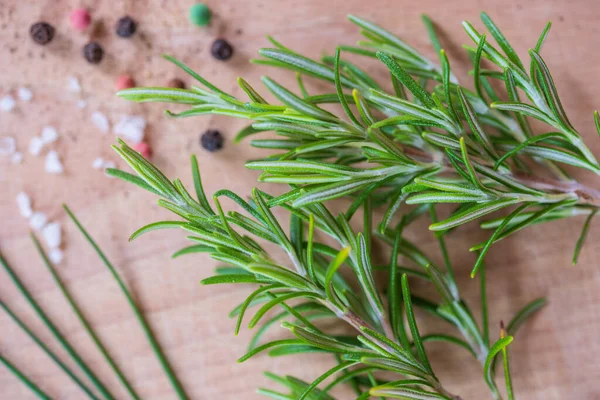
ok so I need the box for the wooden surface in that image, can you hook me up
[1,0,599,398]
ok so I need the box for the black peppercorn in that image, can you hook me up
[211,39,233,61]
[116,16,137,38]
[30,22,55,45]
[83,42,104,64]
[168,78,185,89]
[200,130,224,152]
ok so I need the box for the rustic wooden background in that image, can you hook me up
[1,0,599,399]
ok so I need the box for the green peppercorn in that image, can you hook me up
[189,3,211,27]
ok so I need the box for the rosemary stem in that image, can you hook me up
[403,145,600,204]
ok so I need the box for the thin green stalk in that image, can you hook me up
[0,300,99,399]
[0,354,52,400]
[479,259,489,347]
[429,205,456,286]
[0,250,115,400]
[63,205,189,400]
[30,234,141,400]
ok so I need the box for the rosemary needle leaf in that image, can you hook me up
[572,209,598,265]
[334,47,362,127]
[376,52,435,108]
[297,361,358,400]
[483,335,514,397]
[480,12,525,71]
[401,274,434,377]
[63,205,189,400]
[129,221,188,241]
[506,298,548,336]
[370,386,448,399]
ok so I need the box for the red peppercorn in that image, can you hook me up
[70,8,91,32]
[116,75,136,90]
[133,142,152,158]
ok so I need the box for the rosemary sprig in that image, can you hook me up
[110,11,584,400]
[118,12,599,269]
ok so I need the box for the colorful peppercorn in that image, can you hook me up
[167,78,185,89]
[189,3,212,27]
[133,142,152,159]
[211,39,233,61]
[70,8,91,32]
[30,22,55,45]
[116,75,136,90]
[116,16,137,38]
[83,42,104,64]
[200,130,224,152]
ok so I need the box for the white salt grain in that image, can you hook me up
[113,115,146,144]
[43,222,62,248]
[18,87,33,102]
[0,95,16,112]
[29,137,44,156]
[30,212,47,230]
[48,248,64,265]
[12,152,23,164]
[16,192,33,218]
[77,100,87,109]
[91,111,110,133]
[103,160,116,169]
[0,136,16,155]
[92,157,105,169]
[41,126,58,144]
[45,150,63,174]
[67,76,81,92]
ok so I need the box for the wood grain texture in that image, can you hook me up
[1,0,599,398]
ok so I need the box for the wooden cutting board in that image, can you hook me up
[1,0,599,398]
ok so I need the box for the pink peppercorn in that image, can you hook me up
[133,142,152,159]
[115,75,135,91]
[70,8,91,32]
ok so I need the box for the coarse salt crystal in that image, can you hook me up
[16,192,33,218]
[45,150,63,174]
[92,157,105,169]
[29,137,44,156]
[0,136,16,155]
[91,111,110,133]
[12,152,23,164]
[77,100,87,109]
[41,126,58,144]
[43,222,62,248]
[103,160,116,169]
[0,95,16,112]
[68,76,81,92]
[48,248,64,265]
[30,211,47,230]
[18,87,33,102]
[113,115,146,144]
